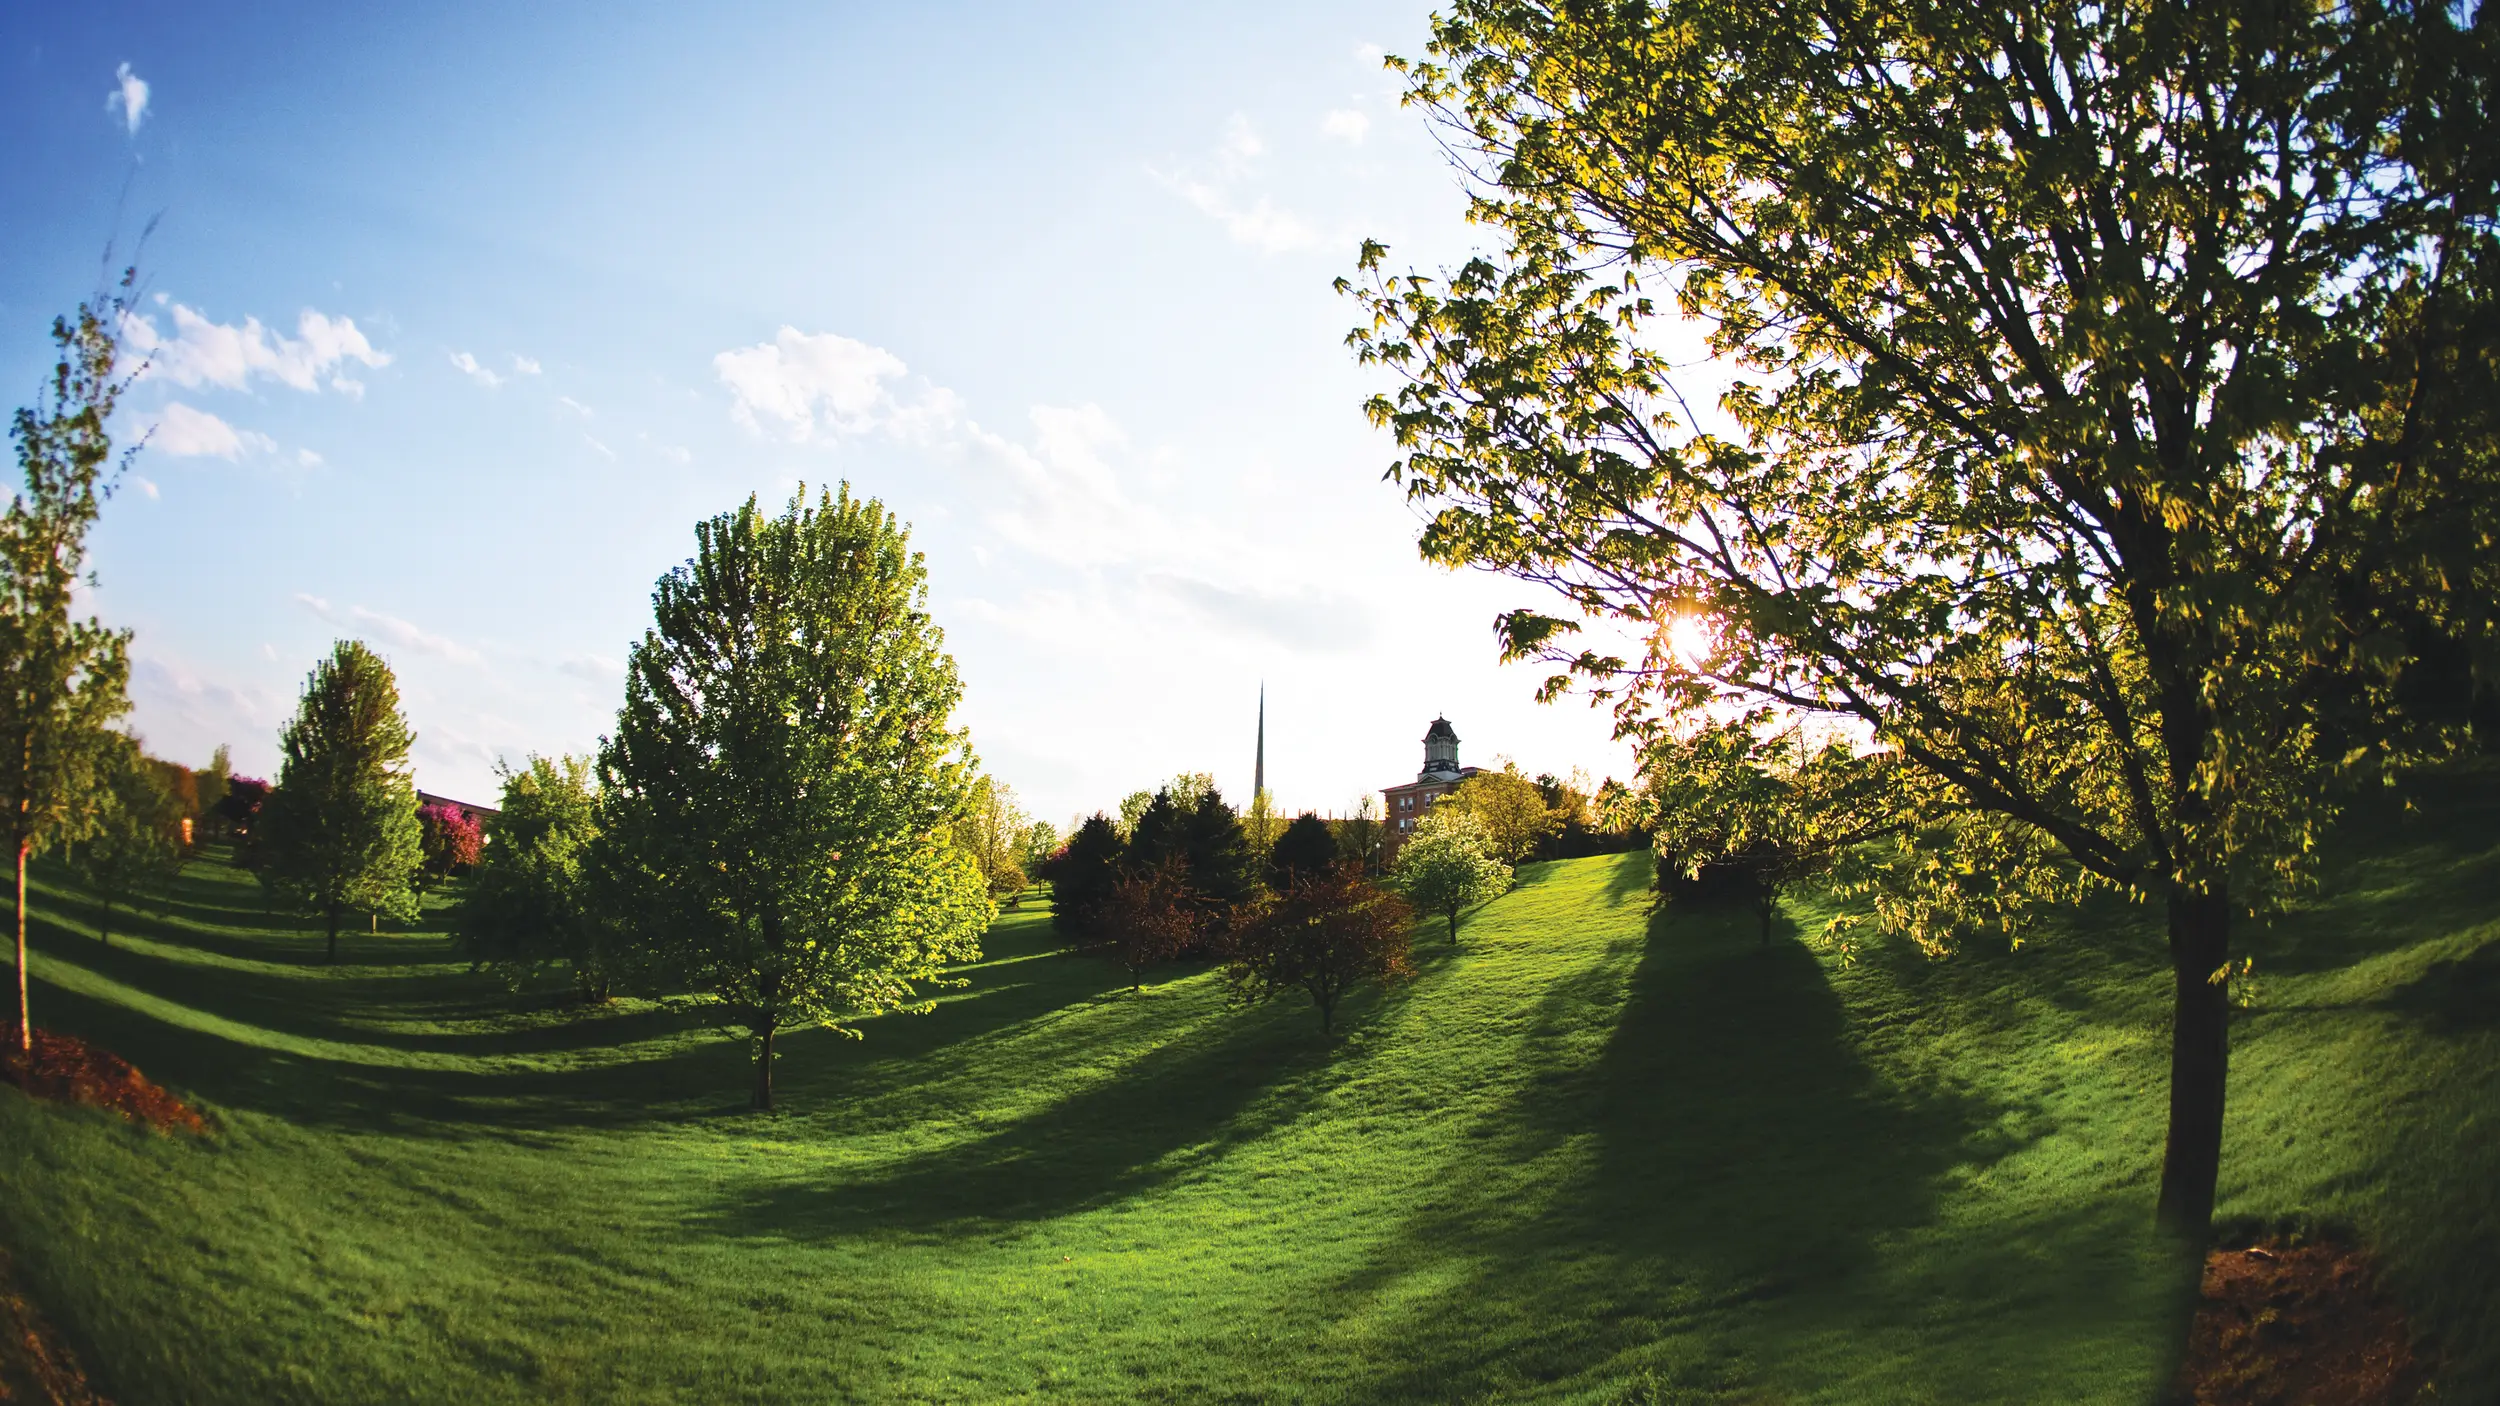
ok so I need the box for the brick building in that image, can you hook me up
[1380,716,1481,864]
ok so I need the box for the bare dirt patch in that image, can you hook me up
[2177,1237,2425,1405]
[0,1030,206,1135]
[0,1248,107,1406]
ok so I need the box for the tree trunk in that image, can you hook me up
[2157,886,2232,1239]
[1447,907,1460,945]
[1319,994,1335,1037]
[752,1021,776,1112]
[325,905,340,964]
[13,838,28,1053]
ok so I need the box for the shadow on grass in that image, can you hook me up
[1337,904,2010,1401]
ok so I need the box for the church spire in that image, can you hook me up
[1254,682,1266,801]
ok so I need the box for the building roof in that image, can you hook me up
[1423,716,1459,744]
[418,790,500,820]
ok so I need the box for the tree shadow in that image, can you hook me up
[692,991,1332,1241]
[1334,904,2011,1401]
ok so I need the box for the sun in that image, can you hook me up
[1664,614,1714,667]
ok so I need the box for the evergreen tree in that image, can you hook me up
[2,282,137,1048]
[256,640,424,962]
[1267,812,1340,887]
[1049,813,1125,942]
[598,487,992,1111]
[1132,783,1258,933]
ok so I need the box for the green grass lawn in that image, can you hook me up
[2,771,2495,1403]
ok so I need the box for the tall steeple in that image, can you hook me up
[1254,683,1266,801]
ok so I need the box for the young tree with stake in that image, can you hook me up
[256,641,424,962]
[1,284,138,1050]
[1348,0,2500,1236]
[598,487,992,1112]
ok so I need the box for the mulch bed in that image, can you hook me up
[2176,1236,2426,1405]
[0,1030,205,1136]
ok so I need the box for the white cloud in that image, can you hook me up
[511,354,542,376]
[296,448,324,468]
[107,63,148,134]
[1153,114,1321,254]
[129,655,283,776]
[715,327,961,442]
[584,434,617,460]
[1166,181,1319,253]
[293,593,482,666]
[557,655,624,684]
[150,402,276,460]
[132,475,159,500]
[557,396,594,418]
[122,303,389,395]
[449,350,503,388]
[1321,109,1369,143]
[1221,113,1265,162]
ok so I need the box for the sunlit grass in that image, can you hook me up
[2,775,2495,1402]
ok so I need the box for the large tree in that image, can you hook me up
[1349,0,2500,1234]
[2,284,138,1048]
[256,640,424,962]
[598,487,992,1112]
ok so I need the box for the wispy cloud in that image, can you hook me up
[150,402,276,459]
[1321,109,1369,143]
[510,354,542,376]
[715,327,962,442]
[1145,573,1375,652]
[1152,113,1319,254]
[293,593,483,665]
[583,434,617,461]
[449,350,503,388]
[132,475,159,500]
[107,63,148,134]
[122,303,388,396]
[557,395,593,418]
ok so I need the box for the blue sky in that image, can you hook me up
[2,1,1634,827]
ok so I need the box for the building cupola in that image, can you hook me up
[1420,716,1461,781]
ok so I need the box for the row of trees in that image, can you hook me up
[1039,776,1519,1032]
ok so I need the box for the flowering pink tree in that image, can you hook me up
[416,803,483,889]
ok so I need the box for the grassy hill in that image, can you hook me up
[1,772,2495,1402]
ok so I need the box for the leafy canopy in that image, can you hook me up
[1346,0,2500,1234]
[1228,867,1415,1036]
[597,486,991,1109]
[2,279,139,1044]
[457,754,614,999]
[1394,807,1512,944]
[256,640,424,956]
